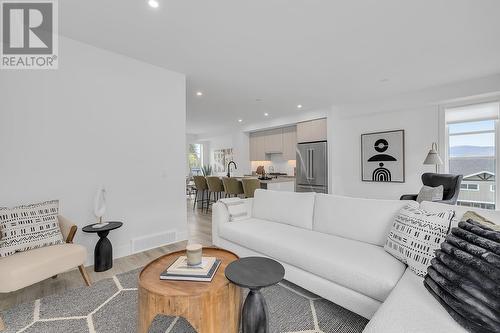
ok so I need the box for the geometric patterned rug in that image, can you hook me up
[1,268,368,333]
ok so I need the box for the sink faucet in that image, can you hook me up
[227,161,237,177]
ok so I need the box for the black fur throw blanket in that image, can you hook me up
[424,219,500,333]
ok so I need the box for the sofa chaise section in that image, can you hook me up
[363,268,468,333]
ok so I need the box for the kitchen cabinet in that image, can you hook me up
[249,126,297,161]
[249,131,267,161]
[266,181,295,192]
[264,128,283,153]
[297,118,327,143]
[282,126,297,160]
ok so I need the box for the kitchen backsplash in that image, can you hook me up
[250,155,296,176]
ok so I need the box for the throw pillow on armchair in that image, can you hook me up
[0,200,64,257]
[416,185,444,203]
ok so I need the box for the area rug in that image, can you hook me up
[1,268,368,333]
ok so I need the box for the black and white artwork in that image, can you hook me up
[361,130,405,182]
[213,148,233,173]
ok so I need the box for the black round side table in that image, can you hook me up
[225,257,285,333]
[82,221,123,272]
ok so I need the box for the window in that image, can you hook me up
[445,101,500,210]
[187,143,203,175]
[460,183,479,191]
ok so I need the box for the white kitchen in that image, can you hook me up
[186,117,328,194]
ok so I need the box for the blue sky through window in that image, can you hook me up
[449,120,495,134]
[449,120,495,148]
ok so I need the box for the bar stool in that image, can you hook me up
[222,177,244,198]
[206,176,225,213]
[192,176,209,211]
[241,178,261,198]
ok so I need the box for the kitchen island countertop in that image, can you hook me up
[234,176,295,184]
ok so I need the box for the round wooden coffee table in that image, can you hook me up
[138,248,241,333]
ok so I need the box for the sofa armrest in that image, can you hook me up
[58,215,78,243]
[400,194,417,201]
[211,199,253,246]
[212,202,229,247]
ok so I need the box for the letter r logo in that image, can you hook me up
[2,2,53,54]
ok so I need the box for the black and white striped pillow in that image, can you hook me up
[384,202,454,276]
[0,200,64,257]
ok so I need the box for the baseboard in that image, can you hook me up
[85,228,189,266]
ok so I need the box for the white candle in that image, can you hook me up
[186,243,202,266]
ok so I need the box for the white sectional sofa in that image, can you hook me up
[212,190,500,332]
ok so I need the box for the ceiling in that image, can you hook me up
[60,0,500,135]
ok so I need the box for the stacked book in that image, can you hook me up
[160,256,221,282]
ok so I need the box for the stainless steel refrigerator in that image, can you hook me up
[296,141,328,193]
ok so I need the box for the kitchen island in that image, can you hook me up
[235,176,295,192]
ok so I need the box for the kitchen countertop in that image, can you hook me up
[235,176,295,184]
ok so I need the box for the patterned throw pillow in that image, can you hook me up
[384,202,454,276]
[416,185,444,203]
[0,200,64,257]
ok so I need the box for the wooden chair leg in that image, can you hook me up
[0,315,4,331]
[78,265,91,286]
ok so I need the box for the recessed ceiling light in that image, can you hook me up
[148,0,159,8]
[238,119,243,123]
[297,104,303,109]
[196,91,203,96]
[264,113,269,117]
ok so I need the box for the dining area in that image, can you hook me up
[187,176,261,213]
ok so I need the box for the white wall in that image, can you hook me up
[200,132,251,176]
[329,74,500,200]
[330,106,438,199]
[0,37,187,264]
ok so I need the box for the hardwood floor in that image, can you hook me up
[0,198,213,311]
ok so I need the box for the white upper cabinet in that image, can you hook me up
[249,126,297,161]
[249,131,267,161]
[264,128,283,153]
[296,118,327,143]
[282,126,297,160]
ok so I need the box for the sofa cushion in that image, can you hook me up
[219,218,405,302]
[362,268,468,333]
[252,189,316,229]
[313,194,409,246]
[0,243,87,292]
[0,200,64,257]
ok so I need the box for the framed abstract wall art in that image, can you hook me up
[361,130,405,183]
[213,148,234,173]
